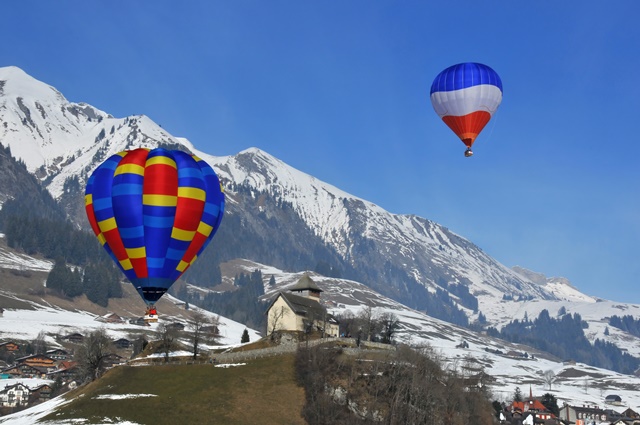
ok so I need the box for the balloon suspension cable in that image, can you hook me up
[464,148,473,157]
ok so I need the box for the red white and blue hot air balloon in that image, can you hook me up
[430,62,503,157]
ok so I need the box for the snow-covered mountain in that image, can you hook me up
[0,65,636,349]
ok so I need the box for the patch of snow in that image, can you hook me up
[214,363,246,368]
[93,394,157,400]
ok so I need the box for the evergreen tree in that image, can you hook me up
[241,329,250,343]
[541,393,559,416]
[83,263,110,307]
[513,387,522,402]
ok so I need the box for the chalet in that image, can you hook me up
[559,404,608,424]
[102,353,124,369]
[129,317,150,327]
[0,383,30,408]
[96,312,125,324]
[0,342,19,352]
[113,338,131,349]
[62,333,84,344]
[17,364,48,378]
[48,361,78,381]
[46,349,71,361]
[166,322,185,331]
[605,394,623,406]
[622,408,640,419]
[266,274,339,337]
[29,384,53,403]
[15,354,56,369]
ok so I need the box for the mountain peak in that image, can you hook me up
[0,66,65,103]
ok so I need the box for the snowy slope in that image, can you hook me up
[210,259,640,411]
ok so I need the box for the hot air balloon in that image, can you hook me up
[430,62,503,157]
[84,148,225,321]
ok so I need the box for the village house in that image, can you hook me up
[559,404,608,424]
[605,394,624,406]
[45,349,71,361]
[15,354,56,370]
[102,353,124,369]
[113,338,131,349]
[96,312,125,324]
[0,342,19,353]
[29,384,53,404]
[266,274,339,337]
[0,383,30,408]
[507,388,556,423]
[47,360,78,381]
[62,333,84,344]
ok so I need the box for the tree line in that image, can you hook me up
[487,309,640,374]
[295,343,496,424]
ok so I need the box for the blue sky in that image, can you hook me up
[2,1,639,302]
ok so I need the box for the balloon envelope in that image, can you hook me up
[85,148,225,305]
[430,62,503,148]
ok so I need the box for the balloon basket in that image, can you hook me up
[144,307,159,323]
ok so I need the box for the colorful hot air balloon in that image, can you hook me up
[84,148,225,318]
[430,62,503,157]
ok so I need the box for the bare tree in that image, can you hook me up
[377,312,401,344]
[357,305,374,342]
[268,306,287,341]
[32,330,48,355]
[158,324,179,363]
[76,328,111,382]
[543,369,556,390]
[188,311,219,359]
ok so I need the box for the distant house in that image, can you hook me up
[29,384,53,403]
[166,322,185,331]
[96,312,125,324]
[62,333,84,344]
[48,361,78,381]
[113,338,131,349]
[0,383,30,407]
[605,394,623,405]
[16,354,56,369]
[46,349,71,361]
[266,274,339,337]
[621,408,640,419]
[559,404,608,424]
[102,353,124,369]
[0,342,19,352]
[17,364,48,378]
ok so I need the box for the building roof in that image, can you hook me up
[289,274,323,293]
[271,291,338,324]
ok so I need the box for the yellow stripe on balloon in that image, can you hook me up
[146,155,177,168]
[97,234,106,245]
[171,228,196,241]
[143,194,177,207]
[119,258,133,270]
[114,163,145,176]
[197,221,213,237]
[176,260,189,272]
[84,194,93,206]
[98,217,118,233]
[126,247,146,259]
[178,187,206,201]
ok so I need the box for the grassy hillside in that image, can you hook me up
[44,354,306,425]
